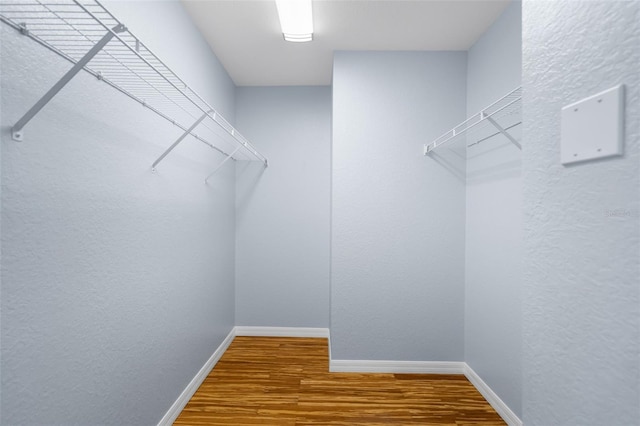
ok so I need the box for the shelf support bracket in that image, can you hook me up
[486,116,522,150]
[151,110,213,171]
[11,23,126,141]
[204,146,241,183]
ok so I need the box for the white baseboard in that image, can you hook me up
[463,363,522,426]
[234,326,330,338]
[157,328,236,426]
[329,359,466,374]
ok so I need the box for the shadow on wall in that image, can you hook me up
[236,160,267,214]
[466,140,522,184]
[425,145,466,183]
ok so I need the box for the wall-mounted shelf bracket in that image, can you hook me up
[11,23,126,142]
[485,115,521,150]
[424,86,522,155]
[151,110,212,171]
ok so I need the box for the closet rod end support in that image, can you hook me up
[19,23,29,36]
[12,129,24,142]
[113,23,127,34]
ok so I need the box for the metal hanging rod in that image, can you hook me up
[467,122,522,148]
[0,0,268,171]
[424,86,522,154]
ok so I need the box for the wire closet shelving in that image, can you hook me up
[424,86,522,155]
[0,0,267,180]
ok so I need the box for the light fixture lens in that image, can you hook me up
[275,0,313,43]
[283,33,313,43]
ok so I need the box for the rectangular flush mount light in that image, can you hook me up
[275,0,313,42]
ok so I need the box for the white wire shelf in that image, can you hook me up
[424,86,522,155]
[0,0,268,177]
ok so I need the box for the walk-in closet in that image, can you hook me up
[1,0,638,425]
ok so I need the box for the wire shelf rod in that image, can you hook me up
[447,88,520,137]
[2,16,224,156]
[79,35,205,125]
[75,0,206,115]
[424,86,522,154]
[0,0,268,166]
[9,29,226,157]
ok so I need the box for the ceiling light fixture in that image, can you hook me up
[275,0,313,42]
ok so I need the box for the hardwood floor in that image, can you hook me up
[174,337,506,425]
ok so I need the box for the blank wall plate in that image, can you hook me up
[561,85,624,165]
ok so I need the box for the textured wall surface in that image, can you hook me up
[522,1,640,425]
[0,1,239,424]
[464,2,522,417]
[235,86,331,327]
[331,51,467,361]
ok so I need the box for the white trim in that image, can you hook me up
[463,363,523,426]
[157,328,236,426]
[234,326,330,338]
[329,359,466,374]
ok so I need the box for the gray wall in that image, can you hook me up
[522,1,640,425]
[464,2,522,417]
[0,1,238,424]
[331,51,467,361]
[235,86,331,327]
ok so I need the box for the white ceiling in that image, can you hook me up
[181,0,511,86]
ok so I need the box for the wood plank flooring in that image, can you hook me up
[174,337,506,425]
